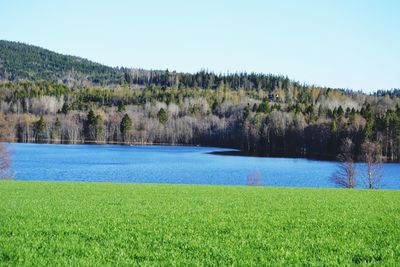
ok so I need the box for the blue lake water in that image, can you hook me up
[7,143,400,189]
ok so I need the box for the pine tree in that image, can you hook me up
[118,102,126,112]
[35,115,46,142]
[243,105,250,121]
[61,103,70,115]
[157,108,168,124]
[120,114,133,142]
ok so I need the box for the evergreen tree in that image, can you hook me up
[86,109,102,141]
[118,102,126,112]
[52,117,61,142]
[337,106,344,117]
[61,103,70,115]
[120,114,133,142]
[243,106,250,121]
[87,110,97,126]
[157,108,168,124]
[35,115,46,142]
[257,99,270,114]
[252,103,258,112]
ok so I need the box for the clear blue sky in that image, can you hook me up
[1,0,399,91]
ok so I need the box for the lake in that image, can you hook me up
[7,143,400,189]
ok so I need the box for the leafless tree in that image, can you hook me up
[361,141,383,189]
[0,144,11,179]
[246,170,262,186]
[330,138,357,188]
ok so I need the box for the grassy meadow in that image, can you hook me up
[0,181,399,266]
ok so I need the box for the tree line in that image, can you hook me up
[1,80,400,163]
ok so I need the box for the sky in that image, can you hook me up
[0,0,399,92]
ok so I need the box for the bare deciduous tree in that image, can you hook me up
[0,144,11,179]
[0,113,12,179]
[246,170,262,186]
[330,138,356,188]
[361,141,383,189]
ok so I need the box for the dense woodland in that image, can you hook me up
[1,40,400,162]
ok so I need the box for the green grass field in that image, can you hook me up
[0,181,399,266]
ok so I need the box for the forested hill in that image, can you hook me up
[0,40,124,85]
[0,40,308,92]
[1,40,400,162]
[1,40,399,95]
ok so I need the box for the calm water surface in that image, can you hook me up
[8,143,400,189]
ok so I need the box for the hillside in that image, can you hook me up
[0,40,311,92]
[1,40,400,163]
[1,40,398,95]
[0,40,124,85]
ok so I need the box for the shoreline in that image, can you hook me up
[2,179,400,191]
[207,150,337,162]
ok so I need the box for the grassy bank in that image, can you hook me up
[0,181,399,266]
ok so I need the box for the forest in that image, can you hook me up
[1,40,400,162]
